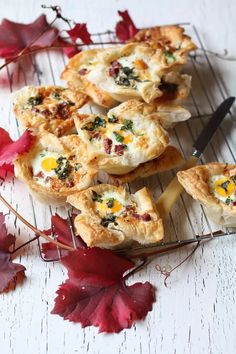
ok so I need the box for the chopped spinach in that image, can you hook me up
[54,156,72,180]
[106,198,115,208]
[82,116,106,131]
[120,119,134,133]
[113,131,124,143]
[220,180,230,191]
[27,95,43,106]
[91,190,103,203]
[75,163,82,171]
[225,196,233,205]
[114,66,140,87]
[165,51,177,64]
[51,91,61,100]
[108,115,119,123]
[101,214,116,227]
[231,176,236,185]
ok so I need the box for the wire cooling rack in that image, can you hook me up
[2,23,236,260]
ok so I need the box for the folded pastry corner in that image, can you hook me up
[108,98,191,130]
[177,163,236,227]
[14,132,97,205]
[67,184,164,248]
[12,85,88,136]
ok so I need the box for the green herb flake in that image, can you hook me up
[225,197,233,205]
[82,116,106,131]
[27,95,43,106]
[120,119,134,133]
[54,156,72,180]
[113,131,124,143]
[165,51,177,64]
[108,115,119,123]
[220,180,230,192]
[106,198,115,208]
[114,66,140,87]
[91,190,103,203]
[101,214,116,227]
[75,163,82,171]
[51,91,61,100]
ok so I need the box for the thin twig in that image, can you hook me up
[0,194,74,251]
[156,241,201,287]
[11,235,39,255]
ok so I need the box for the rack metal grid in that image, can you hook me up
[2,23,235,260]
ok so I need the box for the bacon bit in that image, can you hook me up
[31,107,40,113]
[56,103,70,119]
[104,138,113,154]
[114,144,125,156]
[233,202,236,206]
[66,180,75,188]
[132,213,151,221]
[35,171,44,178]
[91,131,101,140]
[108,61,122,78]
[126,205,135,212]
[41,108,51,117]
[79,68,87,75]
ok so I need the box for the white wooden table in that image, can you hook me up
[0,1,236,353]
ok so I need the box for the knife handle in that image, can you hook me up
[156,156,198,218]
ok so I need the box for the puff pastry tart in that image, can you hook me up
[61,41,192,108]
[14,132,96,205]
[12,86,88,137]
[73,110,169,175]
[177,163,236,227]
[108,98,191,129]
[67,184,164,248]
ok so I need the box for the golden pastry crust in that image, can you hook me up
[73,109,169,175]
[61,39,193,108]
[14,132,97,205]
[61,49,117,108]
[177,163,236,227]
[129,25,197,55]
[109,146,184,185]
[12,86,88,137]
[108,98,191,129]
[67,184,164,248]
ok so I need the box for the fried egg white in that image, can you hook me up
[209,174,236,205]
[31,150,61,184]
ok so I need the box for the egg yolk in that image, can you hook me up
[214,177,235,197]
[97,199,123,215]
[117,130,133,144]
[41,157,58,172]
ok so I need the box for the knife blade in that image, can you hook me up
[192,96,235,158]
[156,96,235,218]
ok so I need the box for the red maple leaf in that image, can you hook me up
[41,214,86,259]
[67,23,93,44]
[0,128,35,179]
[0,213,26,292]
[52,248,155,332]
[0,14,59,59]
[115,10,138,42]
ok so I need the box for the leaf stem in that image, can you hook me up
[0,194,74,251]
[11,235,39,255]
